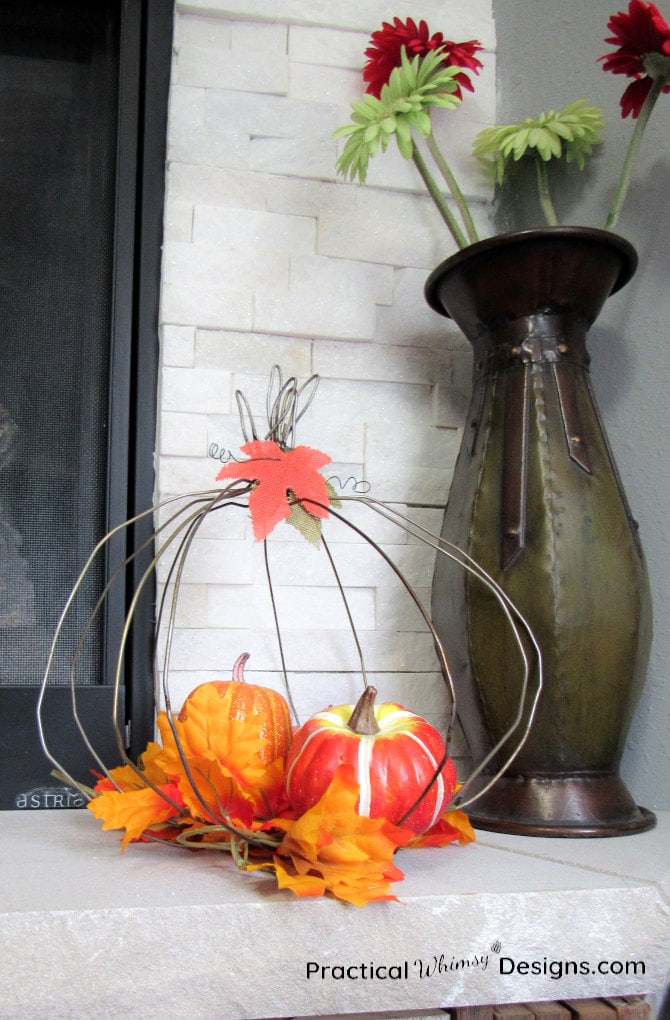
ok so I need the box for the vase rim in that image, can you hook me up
[424,226,638,317]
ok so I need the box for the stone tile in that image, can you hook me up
[173,10,232,47]
[161,366,232,415]
[288,62,360,104]
[162,239,291,291]
[364,461,453,506]
[156,454,224,495]
[313,340,450,386]
[364,422,460,503]
[249,134,339,181]
[168,125,251,171]
[253,538,437,591]
[288,25,368,69]
[254,254,391,340]
[166,162,273,208]
[195,329,312,377]
[163,200,193,242]
[161,277,254,331]
[155,537,254,587]
[166,83,206,133]
[317,185,450,269]
[204,88,338,140]
[158,411,209,457]
[314,377,435,428]
[192,205,317,253]
[160,324,195,367]
[175,0,496,42]
[208,581,376,631]
[175,41,289,95]
[374,267,466,351]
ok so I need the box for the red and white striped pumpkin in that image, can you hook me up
[285,686,457,834]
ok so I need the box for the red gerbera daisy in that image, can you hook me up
[600,0,670,117]
[363,16,483,100]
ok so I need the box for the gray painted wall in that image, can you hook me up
[494,0,670,810]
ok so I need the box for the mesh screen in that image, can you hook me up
[0,2,119,685]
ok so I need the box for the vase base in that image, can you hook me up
[468,773,657,837]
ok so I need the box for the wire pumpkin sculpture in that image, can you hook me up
[37,367,543,889]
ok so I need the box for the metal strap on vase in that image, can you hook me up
[477,314,593,570]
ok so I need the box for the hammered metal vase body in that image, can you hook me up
[426,228,655,836]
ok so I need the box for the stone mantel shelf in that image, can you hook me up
[1,810,668,1020]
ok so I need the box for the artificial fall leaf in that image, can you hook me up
[87,781,186,849]
[284,499,327,547]
[216,439,331,541]
[286,479,342,546]
[408,807,476,848]
[248,763,413,906]
[92,741,170,794]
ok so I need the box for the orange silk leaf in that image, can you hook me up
[87,781,185,849]
[216,440,331,540]
[408,808,476,848]
[92,741,170,794]
[248,763,414,907]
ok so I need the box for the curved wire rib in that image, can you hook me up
[37,486,249,801]
[295,496,458,736]
[340,496,544,812]
[320,533,370,690]
[262,537,301,725]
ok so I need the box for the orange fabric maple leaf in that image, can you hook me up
[409,807,476,847]
[87,780,186,849]
[216,439,331,540]
[248,763,413,906]
[87,742,189,848]
[92,741,169,793]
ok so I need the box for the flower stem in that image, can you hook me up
[535,157,558,226]
[412,146,469,249]
[425,132,479,244]
[606,75,666,231]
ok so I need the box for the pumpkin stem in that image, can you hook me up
[347,686,380,735]
[232,652,250,683]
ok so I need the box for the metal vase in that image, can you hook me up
[427,227,655,836]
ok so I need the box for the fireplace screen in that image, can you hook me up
[0,0,172,807]
[0,2,116,686]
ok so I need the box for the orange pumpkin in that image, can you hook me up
[178,652,292,766]
[285,686,457,834]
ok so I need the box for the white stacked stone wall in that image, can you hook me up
[157,0,496,761]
